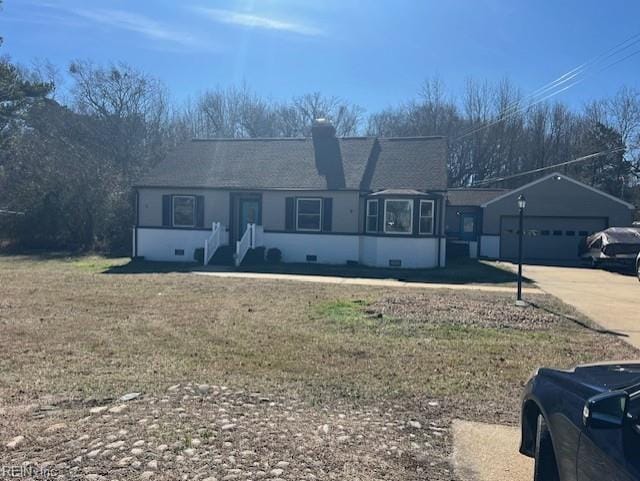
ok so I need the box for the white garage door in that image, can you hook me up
[500,216,607,261]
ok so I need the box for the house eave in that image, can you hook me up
[133,184,448,193]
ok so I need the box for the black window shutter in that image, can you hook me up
[195,195,205,227]
[285,197,295,231]
[162,195,172,227]
[322,197,333,232]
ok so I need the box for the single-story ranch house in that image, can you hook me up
[134,120,449,268]
[133,120,635,267]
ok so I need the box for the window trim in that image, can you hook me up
[296,197,323,232]
[383,198,413,235]
[172,195,196,228]
[419,199,435,235]
[366,199,379,233]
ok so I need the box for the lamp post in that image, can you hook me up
[516,194,527,307]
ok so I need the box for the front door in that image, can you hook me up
[460,213,477,241]
[235,197,261,242]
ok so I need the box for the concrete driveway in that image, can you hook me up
[523,264,640,349]
[196,270,542,293]
[453,420,532,481]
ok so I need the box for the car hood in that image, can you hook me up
[546,362,640,392]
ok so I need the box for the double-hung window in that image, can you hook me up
[419,200,434,235]
[366,199,379,233]
[296,198,322,231]
[384,199,413,234]
[173,195,196,227]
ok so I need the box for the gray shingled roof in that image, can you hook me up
[369,189,429,196]
[136,136,447,191]
[447,188,507,206]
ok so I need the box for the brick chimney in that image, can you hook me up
[311,118,336,139]
[310,118,344,189]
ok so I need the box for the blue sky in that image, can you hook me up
[1,0,639,113]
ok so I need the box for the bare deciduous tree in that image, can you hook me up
[68,60,170,176]
[180,87,363,139]
[367,76,640,200]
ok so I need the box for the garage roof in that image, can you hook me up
[480,172,636,209]
[447,188,507,206]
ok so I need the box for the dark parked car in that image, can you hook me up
[520,362,640,481]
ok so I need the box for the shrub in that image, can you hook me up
[266,247,282,264]
[194,247,205,264]
[246,246,266,265]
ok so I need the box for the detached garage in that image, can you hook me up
[478,173,635,262]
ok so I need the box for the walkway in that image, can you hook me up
[195,270,542,293]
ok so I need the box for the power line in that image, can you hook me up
[453,32,640,142]
[499,32,640,116]
[470,146,628,186]
[596,47,640,74]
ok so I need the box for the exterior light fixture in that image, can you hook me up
[516,195,527,307]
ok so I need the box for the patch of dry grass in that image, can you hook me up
[0,254,635,426]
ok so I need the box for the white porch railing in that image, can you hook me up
[254,225,264,247]
[235,224,254,267]
[235,224,265,267]
[204,222,227,266]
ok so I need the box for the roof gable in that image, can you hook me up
[480,172,635,209]
[361,137,447,192]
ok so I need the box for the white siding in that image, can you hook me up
[360,236,440,268]
[137,228,209,262]
[480,235,500,259]
[263,232,359,264]
[468,240,478,259]
[440,238,448,266]
[136,228,444,268]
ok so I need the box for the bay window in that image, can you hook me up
[384,199,413,234]
[366,199,379,232]
[419,200,434,235]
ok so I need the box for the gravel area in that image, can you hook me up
[1,384,455,481]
